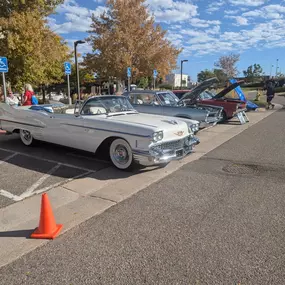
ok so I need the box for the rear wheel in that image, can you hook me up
[109,139,135,171]
[19,129,35,146]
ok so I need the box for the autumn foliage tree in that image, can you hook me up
[215,53,240,78]
[84,0,181,85]
[0,0,64,17]
[0,11,70,90]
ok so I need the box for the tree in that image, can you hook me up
[215,53,240,78]
[213,69,227,84]
[0,11,70,91]
[197,69,215,82]
[137,77,149,89]
[84,0,181,88]
[243,64,263,82]
[0,0,63,17]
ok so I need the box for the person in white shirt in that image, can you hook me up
[5,90,19,106]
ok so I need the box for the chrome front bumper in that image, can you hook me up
[133,136,200,167]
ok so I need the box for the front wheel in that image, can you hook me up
[109,139,135,171]
[19,129,35,146]
[220,110,228,123]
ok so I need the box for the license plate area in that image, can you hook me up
[176,149,184,157]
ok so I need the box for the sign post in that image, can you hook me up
[64,62,72,105]
[153,69,158,90]
[0,57,8,102]
[127,67,131,92]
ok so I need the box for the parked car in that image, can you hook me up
[173,78,247,121]
[123,90,223,129]
[0,96,200,171]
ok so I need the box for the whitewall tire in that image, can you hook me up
[109,139,134,171]
[19,129,34,146]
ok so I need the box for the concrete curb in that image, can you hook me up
[0,105,281,268]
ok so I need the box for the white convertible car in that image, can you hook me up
[0,96,200,170]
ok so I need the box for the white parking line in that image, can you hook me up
[20,164,61,199]
[0,189,22,201]
[0,147,96,173]
[34,171,92,195]
[0,171,92,202]
[0,153,17,166]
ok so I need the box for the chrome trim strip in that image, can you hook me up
[62,123,152,138]
[0,119,45,129]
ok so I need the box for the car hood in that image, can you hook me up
[179,77,219,102]
[213,81,244,99]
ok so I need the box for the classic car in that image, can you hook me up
[0,96,200,171]
[123,90,223,129]
[173,78,247,122]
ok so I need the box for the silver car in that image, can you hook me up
[123,90,223,129]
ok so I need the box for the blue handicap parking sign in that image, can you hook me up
[0,57,8,73]
[127,67,131,78]
[153,69,158,78]
[64,62,71,75]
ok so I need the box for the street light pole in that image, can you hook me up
[276,59,279,77]
[180,59,188,89]
[74,40,85,101]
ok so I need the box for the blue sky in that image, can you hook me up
[48,0,285,81]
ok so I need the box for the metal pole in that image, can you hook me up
[2,72,7,102]
[276,59,279,77]
[153,77,155,90]
[180,61,183,89]
[67,74,71,105]
[74,43,80,101]
[127,77,130,92]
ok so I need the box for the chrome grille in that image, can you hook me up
[154,139,184,150]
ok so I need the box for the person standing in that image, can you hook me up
[264,79,276,109]
[22,84,34,106]
[5,89,19,106]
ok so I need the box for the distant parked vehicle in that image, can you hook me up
[173,78,247,122]
[123,89,223,129]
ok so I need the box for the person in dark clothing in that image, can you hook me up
[264,79,276,109]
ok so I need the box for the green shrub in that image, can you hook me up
[275,87,285,93]
[158,84,173,90]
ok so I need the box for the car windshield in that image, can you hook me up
[157,92,179,106]
[200,91,214,100]
[80,96,136,115]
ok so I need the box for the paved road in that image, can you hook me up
[1,104,284,284]
[0,133,110,208]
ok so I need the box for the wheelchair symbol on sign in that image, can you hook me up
[0,59,7,68]
[65,64,70,72]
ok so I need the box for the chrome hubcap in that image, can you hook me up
[22,130,31,142]
[113,145,129,165]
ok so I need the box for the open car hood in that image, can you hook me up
[213,80,244,99]
[179,77,219,102]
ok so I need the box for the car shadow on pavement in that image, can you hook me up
[0,229,34,238]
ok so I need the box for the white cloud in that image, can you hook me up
[229,0,267,7]
[242,4,285,19]
[48,0,107,34]
[206,0,225,14]
[189,18,221,28]
[147,0,198,22]
[224,10,239,15]
[226,15,249,26]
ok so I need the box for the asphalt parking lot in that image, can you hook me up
[0,132,110,208]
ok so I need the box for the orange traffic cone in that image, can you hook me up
[30,193,63,239]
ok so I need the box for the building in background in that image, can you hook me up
[165,73,189,88]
